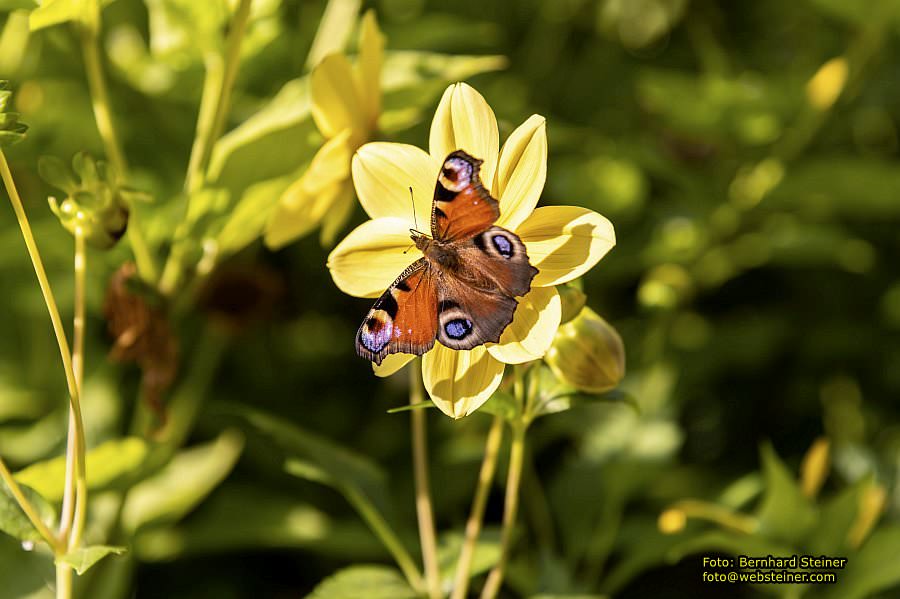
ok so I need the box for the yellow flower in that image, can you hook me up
[265,10,383,248]
[327,83,616,418]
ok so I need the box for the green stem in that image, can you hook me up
[450,417,504,599]
[479,422,526,599]
[0,457,61,552]
[343,484,426,592]
[55,563,73,599]
[162,0,253,296]
[80,18,159,283]
[410,360,442,599]
[0,152,87,546]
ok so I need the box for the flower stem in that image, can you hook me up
[163,0,253,295]
[450,416,504,599]
[479,422,526,599]
[80,19,159,283]
[409,360,441,599]
[0,457,61,552]
[0,150,87,554]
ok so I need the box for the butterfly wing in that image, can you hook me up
[454,226,538,298]
[431,150,500,242]
[436,281,518,351]
[355,259,438,365]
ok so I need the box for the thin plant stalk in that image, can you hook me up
[450,416,504,599]
[0,458,61,552]
[80,21,158,282]
[0,152,86,510]
[479,423,526,599]
[409,361,442,599]
[162,0,253,295]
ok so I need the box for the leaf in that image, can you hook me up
[214,403,389,513]
[437,529,501,588]
[215,173,294,257]
[385,402,435,414]
[0,479,55,543]
[208,77,320,193]
[821,524,900,599]
[755,442,816,544]
[121,429,244,533]
[665,530,797,565]
[0,535,54,599]
[306,565,417,599]
[144,0,229,63]
[56,545,125,575]
[131,486,375,561]
[478,390,519,421]
[15,437,149,502]
[806,478,869,555]
[28,0,109,32]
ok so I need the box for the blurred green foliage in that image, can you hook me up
[0,0,899,597]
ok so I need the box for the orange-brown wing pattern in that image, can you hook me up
[453,226,538,298]
[355,259,439,365]
[431,150,500,242]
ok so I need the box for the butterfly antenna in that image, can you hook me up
[409,186,418,232]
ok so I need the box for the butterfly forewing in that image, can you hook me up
[355,259,438,365]
[431,151,500,241]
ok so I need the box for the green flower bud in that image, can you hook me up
[544,306,625,393]
[40,153,131,249]
[0,81,28,147]
[558,282,587,324]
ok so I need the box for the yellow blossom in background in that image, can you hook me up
[327,82,616,418]
[265,10,384,248]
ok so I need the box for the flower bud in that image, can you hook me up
[40,153,131,249]
[544,307,625,393]
[557,282,587,324]
[0,81,27,147]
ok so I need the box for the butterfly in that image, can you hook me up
[356,150,538,365]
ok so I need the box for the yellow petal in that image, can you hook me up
[495,115,547,230]
[373,353,415,378]
[265,179,345,249]
[355,9,384,127]
[302,129,352,193]
[319,181,355,246]
[423,344,505,419]
[352,142,436,225]
[517,206,616,287]
[487,286,561,364]
[311,53,365,141]
[428,83,499,185]
[327,217,419,298]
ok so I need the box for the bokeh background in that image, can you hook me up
[0,0,898,597]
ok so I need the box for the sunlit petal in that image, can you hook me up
[311,53,365,140]
[373,353,415,378]
[353,142,437,224]
[423,344,505,418]
[355,9,384,128]
[518,206,616,287]
[327,217,421,298]
[428,83,499,185]
[301,129,352,193]
[494,115,547,230]
[266,180,345,249]
[487,286,560,364]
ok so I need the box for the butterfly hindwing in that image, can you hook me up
[356,259,438,365]
[436,282,518,351]
[455,226,538,298]
[431,150,500,242]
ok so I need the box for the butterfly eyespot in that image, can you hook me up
[491,234,514,259]
[444,318,473,340]
[360,316,393,352]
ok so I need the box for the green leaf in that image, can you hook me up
[755,442,816,544]
[121,429,244,532]
[132,486,359,561]
[15,437,149,502]
[208,77,320,193]
[215,403,389,513]
[478,390,518,421]
[0,480,55,543]
[215,173,294,258]
[56,545,125,575]
[306,566,417,599]
[665,529,797,565]
[806,477,869,555]
[28,0,104,32]
[821,524,900,599]
[437,529,501,588]
[385,402,435,414]
[144,0,230,63]
[0,0,38,9]
[0,535,54,599]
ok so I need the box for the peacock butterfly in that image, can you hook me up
[356,150,538,365]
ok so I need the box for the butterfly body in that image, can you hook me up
[356,150,538,365]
